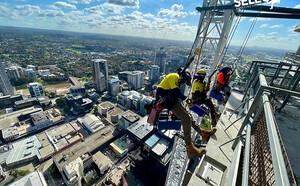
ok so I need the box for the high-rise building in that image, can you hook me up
[28,82,45,97]
[91,59,108,92]
[139,96,154,116]
[127,71,144,89]
[155,47,167,73]
[0,62,14,96]
[38,69,51,76]
[108,77,120,97]
[26,69,37,78]
[164,61,171,75]
[118,71,144,90]
[7,65,24,80]
[150,65,160,83]
[26,65,37,71]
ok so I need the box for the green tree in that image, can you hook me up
[93,106,98,113]
[55,98,64,108]
[12,170,30,178]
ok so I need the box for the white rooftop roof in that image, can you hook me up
[127,116,153,140]
[151,138,169,156]
[9,170,47,186]
[0,135,42,165]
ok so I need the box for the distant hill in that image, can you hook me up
[0,25,192,49]
[229,45,294,58]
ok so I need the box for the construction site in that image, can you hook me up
[164,1,300,186]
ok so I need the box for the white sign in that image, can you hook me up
[234,0,280,9]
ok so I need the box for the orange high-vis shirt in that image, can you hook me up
[217,72,229,85]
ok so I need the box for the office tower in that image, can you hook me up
[0,61,14,96]
[26,65,37,71]
[91,59,108,92]
[155,47,167,73]
[7,65,24,80]
[127,71,144,89]
[118,71,145,90]
[164,61,171,75]
[108,77,120,97]
[28,82,45,97]
[26,69,37,78]
[150,65,160,83]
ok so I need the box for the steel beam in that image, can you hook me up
[226,140,243,186]
[196,5,234,12]
[262,85,300,98]
[244,5,300,14]
[241,124,251,186]
[238,12,300,19]
[262,94,290,185]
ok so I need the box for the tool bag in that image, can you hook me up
[147,108,160,126]
[189,104,208,117]
[210,89,224,103]
[157,110,181,130]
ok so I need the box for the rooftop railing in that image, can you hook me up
[227,61,299,186]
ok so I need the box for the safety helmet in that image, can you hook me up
[220,67,232,74]
[195,69,206,77]
[180,69,192,86]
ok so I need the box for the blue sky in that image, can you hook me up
[0,0,299,50]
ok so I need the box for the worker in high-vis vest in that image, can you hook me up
[156,69,216,159]
[191,69,217,127]
[216,67,232,103]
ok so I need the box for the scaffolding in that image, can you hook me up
[227,61,300,185]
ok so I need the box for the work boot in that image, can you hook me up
[186,143,207,159]
[200,127,217,142]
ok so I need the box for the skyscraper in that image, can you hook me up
[164,61,171,75]
[91,59,108,92]
[26,69,37,78]
[108,76,120,97]
[0,61,14,96]
[7,65,25,80]
[155,47,167,73]
[28,82,44,97]
[150,65,160,83]
[127,71,144,89]
[118,71,145,90]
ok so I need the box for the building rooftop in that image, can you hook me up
[69,76,82,87]
[92,59,106,63]
[0,107,42,130]
[119,71,144,75]
[37,123,82,159]
[0,135,42,166]
[53,125,118,172]
[30,111,49,126]
[127,116,153,140]
[121,110,140,123]
[145,134,160,148]
[81,114,104,133]
[28,82,42,86]
[63,157,83,180]
[37,96,50,105]
[151,138,169,156]
[109,135,130,156]
[108,107,124,116]
[109,77,119,83]
[15,97,37,106]
[92,151,112,174]
[99,101,115,109]
[9,170,47,186]
[45,108,64,124]
[2,127,18,139]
